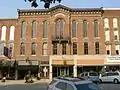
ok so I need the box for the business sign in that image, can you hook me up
[106,56,120,62]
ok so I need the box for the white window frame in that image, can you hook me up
[114,31,119,41]
[1,26,7,41]
[104,18,109,28]
[10,26,15,41]
[113,18,118,28]
[115,45,120,55]
[105,30,110,41]
[106,45,111,55]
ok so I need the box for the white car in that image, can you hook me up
[99,71,120,84]
[47,77,102,90]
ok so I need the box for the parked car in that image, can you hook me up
[79,71,100,84]
[47,77,102,90]
[99,71,120,84]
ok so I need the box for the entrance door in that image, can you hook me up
[52,66,73,77]
[60,67,70,76]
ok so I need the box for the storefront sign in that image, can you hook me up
[106,56,120,62]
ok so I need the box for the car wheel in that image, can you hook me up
[114,79,119,84]
[99,79,102,83]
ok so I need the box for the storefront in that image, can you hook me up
[17,60,39,79]
[105,56,120,71]
[49,55,105,80]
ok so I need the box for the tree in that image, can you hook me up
[25,0,62,8]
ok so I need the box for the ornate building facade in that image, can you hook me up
[0,5,120,80]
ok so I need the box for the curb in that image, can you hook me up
[0,79,50,86]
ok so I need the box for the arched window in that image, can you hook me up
[55,19,64,38]
[43,20,47,38]
[20,43,25,55]
[104,18,109,28]
[21,21,26,39]
[113,18,118,28]
[10,25,15,41]
[94,20,99,37]
[32,21,36,38]
[83,20,87,37]
[1,26,7,40]
[31,42,36,55]
[72,20,77,37]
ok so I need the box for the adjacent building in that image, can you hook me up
[0,5,120,80]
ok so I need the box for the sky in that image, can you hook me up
[0,0,120,18]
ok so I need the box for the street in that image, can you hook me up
[0,83,120,90]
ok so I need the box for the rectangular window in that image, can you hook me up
[72,21,77,37]
[20,43,25,55]
[114,35,118,40]
[32,21,36,38]
[73,42,77,55]
[105,31,110,41]
[115,45,119,55]
[21,21,26,40]
[94,20,99,37]
[116,50,119,55]
[31,43,36,55]
[84,42,88,55]
[43,21,47,38]
[42,43,47,55]
[62,43,66,55]
[83,20,87,37]
[106,45,111,55]
[114,31,119,41]
[107,50,110,55]
[53,43,57,55]
[95,42,99,54]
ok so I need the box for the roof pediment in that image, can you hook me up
[18,4,103,16]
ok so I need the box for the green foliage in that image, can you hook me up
[25,0,62,8]
[60,71,64,76]
[24,74,34,83]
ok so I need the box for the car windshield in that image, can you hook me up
[89,72,98,76]
[75,83,101,90]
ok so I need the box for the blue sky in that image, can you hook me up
[0,0,120,18]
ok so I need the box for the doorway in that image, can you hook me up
[52,66,73,77]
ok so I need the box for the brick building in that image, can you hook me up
[0,5,120,80]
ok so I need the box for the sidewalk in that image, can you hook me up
[0,79,51,86]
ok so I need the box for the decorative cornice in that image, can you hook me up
[18,4,103,16]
